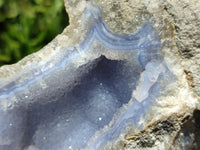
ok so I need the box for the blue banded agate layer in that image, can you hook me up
[0,6,175,150]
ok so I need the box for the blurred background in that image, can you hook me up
[0,0,69,66]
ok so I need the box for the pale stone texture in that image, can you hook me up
[160,0,200,96]
[0,0,199,150]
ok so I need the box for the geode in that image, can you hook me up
[0,0,199,150]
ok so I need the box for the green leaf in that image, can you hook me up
[0,0,69,66]
[0,0,5,8]
[0,54,10,62]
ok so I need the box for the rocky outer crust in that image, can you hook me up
[160,0,200,96]
[0,0,199,149]
[124,110,200,150]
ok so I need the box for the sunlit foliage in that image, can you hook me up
[0,0,69,66]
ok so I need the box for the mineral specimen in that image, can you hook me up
[0,0,199,150]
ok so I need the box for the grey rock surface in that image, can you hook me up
[160,0,200,96]
[124,110,200,150]
[0,0,199,150]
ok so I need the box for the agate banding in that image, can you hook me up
[0,1,198,150]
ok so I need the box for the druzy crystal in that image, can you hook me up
[0,1,198,150]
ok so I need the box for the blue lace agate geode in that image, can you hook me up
[0,4,176,150]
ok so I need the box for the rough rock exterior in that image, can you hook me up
[0,0,199,150]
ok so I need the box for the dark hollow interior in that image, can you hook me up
[21,56,141,149]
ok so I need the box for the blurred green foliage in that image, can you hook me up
[0,0,69,66]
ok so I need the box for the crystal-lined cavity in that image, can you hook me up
[0,5,175,150]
